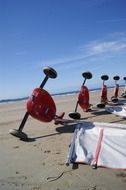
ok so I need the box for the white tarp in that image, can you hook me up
[105,106,126,118]
[67,122,126,169]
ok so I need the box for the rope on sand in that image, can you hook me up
[46,169,73,182]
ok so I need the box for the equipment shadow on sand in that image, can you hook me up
[26,132,60,142]
[55,123,77,133]
[91,110,110,116]
[25,124,77,142]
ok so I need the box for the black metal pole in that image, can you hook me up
[18,112,29,131]
[82,78,86,86]
[74,101,79,112]
[18,75,49,132]
[40,76,48,88]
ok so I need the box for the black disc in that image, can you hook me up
[43,66,57,79]
[97,103,105,108]
[121,93,126,98]
[9,129,28,141]
[113,75,120,81]
[111,96,119,103]
[82,71,92,79]
[69,112,81,120]
[123,77,126,81]
[101,75,109,81]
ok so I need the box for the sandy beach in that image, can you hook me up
[0,88,126,190]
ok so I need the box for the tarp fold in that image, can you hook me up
[66,122,126,169]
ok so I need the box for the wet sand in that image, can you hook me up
[0,88,126,190]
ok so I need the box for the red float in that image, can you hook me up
[78,85,90,111]
[27,88,56,122]
[114,84,119,98]
[100,84,108,104]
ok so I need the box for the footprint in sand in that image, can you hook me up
[44,150,51,153]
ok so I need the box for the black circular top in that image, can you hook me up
[123,76,126,81]
[101,75,109,81]
[113,75,120,81]
[82,71,92,79]
[43,66,57,79]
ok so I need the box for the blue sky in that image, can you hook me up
[0,0,126,99]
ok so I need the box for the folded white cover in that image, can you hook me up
[106,106,126,118]
[67,122,126,169]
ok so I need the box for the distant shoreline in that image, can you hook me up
[0,85,124,104]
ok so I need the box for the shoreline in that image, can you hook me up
[0,85,125,104]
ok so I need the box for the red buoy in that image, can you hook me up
[27,88,56,122]
[78,85,90,111]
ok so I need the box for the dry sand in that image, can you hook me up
[0,88,126,190]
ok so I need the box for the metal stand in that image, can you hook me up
[121,77,126,98]
[69,71,92,119]
[97,75,109,108]
[9,66,57,141]
[111,76,120,103]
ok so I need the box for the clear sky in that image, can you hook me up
[0,0,126,99]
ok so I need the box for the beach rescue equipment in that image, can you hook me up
[69,71,92,119]
[111,75,120,103]
[97,75,109,108]
[27,88,56,122]
[9,66,64,141]
[121,76,126,98]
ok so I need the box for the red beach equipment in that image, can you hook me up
[69,71,92,119]
[27,88,56,122]
[97,75,109,108]
[9,66,65,141]
[111,75,120,103]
